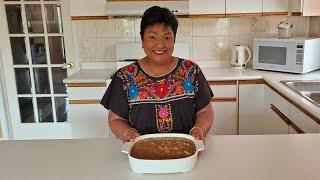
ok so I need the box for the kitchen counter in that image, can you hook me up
[1,134,320,180]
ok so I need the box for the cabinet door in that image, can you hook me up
[69,104,109,138]
[289,126,299,134]
[263,86,289,134]
[292,0,302,12]
[302,0,320,16]
[263,0,289,13]
[210,102,237,135]
[289,105,318,133]
[189,0,225,15]
[226,0,262,14]
[239,83,265,135]
[209,81,237,135]
[70,0,106,16]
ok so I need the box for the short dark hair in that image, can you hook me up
[140,6,178,39]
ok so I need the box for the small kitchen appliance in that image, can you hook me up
[231,45,252,69]
[253,37,320,73]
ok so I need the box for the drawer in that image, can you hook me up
[68,87,107,100]
[208,81,237,98]
[210,85,237,98]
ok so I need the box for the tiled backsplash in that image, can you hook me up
[309,16,320,37]
[73,16,315,66]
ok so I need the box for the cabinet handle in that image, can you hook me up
[61,63,74,69]
[270,104,304,134]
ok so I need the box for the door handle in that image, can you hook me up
[61,63,74,69]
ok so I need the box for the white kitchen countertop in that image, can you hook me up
[63,69,116,84]
[1,134,320,180]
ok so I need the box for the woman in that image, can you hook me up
[101,6,214,142]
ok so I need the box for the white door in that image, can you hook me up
[0,0,74,139]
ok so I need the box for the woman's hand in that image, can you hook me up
[122,128,140,142]
[189,127,204,140]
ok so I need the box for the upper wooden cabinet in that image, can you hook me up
[189,0,225,15]
[263,0,302,14]
[226,0,262,14]
[263,0,289,13]
[302,0,320,16]
[70,0,106,16]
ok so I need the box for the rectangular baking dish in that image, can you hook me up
[121,133,204,174]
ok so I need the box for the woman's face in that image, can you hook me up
[141,23,175,65]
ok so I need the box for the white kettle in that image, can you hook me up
[231,45,251,69]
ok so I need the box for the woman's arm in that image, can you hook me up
[190,103,214,140]
[108,110,140,142]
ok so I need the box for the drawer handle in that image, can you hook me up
[270,104,304,134]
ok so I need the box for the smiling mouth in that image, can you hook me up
[153,50,167,55]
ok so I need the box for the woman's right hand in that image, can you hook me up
[122,128,140,142]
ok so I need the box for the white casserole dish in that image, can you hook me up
[121,133,204,174]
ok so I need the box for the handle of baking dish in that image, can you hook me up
[121,142,132,154]
[195,140,205,152]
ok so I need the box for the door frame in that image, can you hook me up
[0,0,76,139]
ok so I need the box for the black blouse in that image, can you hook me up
[101,58,213,135]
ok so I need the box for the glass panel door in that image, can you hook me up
[1,0,72,139]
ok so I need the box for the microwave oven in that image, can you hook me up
[253,37,320,73]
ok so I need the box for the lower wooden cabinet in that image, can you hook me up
[264,86,289,134]
[69,104,109,138]
[209,81,237,135]
[239,81,265,135]
[67,83,109,139]
[210,102,237,135]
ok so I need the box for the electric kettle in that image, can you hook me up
[231,45,251,69]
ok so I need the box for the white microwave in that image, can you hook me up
[253,37,320,73]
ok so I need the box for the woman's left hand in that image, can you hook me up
[189,127,204,140]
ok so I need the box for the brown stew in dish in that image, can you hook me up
[130,137,196,160]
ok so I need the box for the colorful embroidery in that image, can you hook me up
[155,104,173,132]
[117,59,199,103]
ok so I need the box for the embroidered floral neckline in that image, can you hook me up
[136,58,181,80]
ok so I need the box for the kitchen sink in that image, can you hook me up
[281,80,320,107]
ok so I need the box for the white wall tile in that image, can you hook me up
[309,17,320,36]
[96,19,116,37]
[212,18,230,36]
[134,18,142,37]
[78,37,97,61]
[176,37,193,60]
[95,38,117,61]
[116,19,135,37]
[193,36,212,60]
[288,16,309,36]
[230,17,251,35]
[177,18,193,37]
[75,21,97,38]
[212,36,230,60]
[192,18,212,36]
[267,16,287,34]
[250,17,268,35]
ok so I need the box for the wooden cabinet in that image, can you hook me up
[67,83,109,139]
[239,80,265,135]
[226,0,262,14]
[302,0,320,16]
[208,81,237,135]
[264,86,289,134]
[70,0,106,16]
[263,0,289,13]
[289,105,318,133]
[264,84,319,134]
[189,0,225,15]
